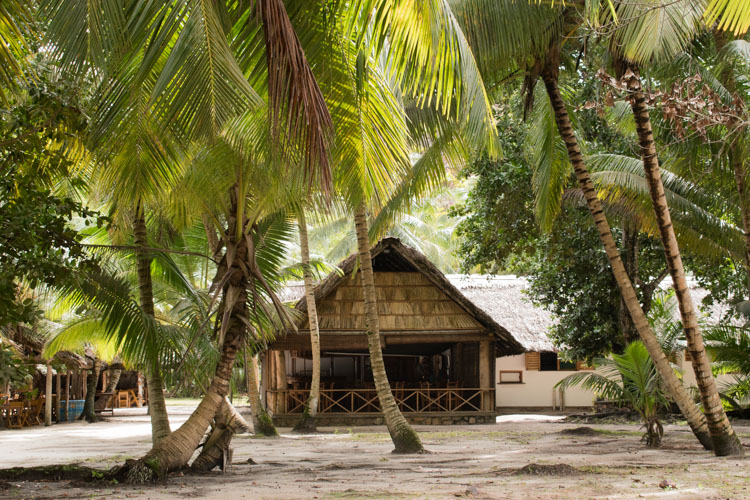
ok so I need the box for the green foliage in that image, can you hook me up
[0,341,34,389]
[451,102,539,274]
[556,341,670,447]
[0,75,106,325]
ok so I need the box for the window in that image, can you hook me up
[540,352,558,371]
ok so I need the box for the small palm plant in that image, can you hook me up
[556,342,670,447]
[704,324,750,412]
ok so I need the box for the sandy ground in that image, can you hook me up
[1,403,749,499]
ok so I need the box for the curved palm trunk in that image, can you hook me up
[95,364,122,411]
[623,66,743,457]
[133,204,172,445]
[354,204,423,453]
[124,191,258,479]
[540,68,713,450]
[79,358,102,423]
[190,397,251,472]
[293,211,321,433]
[247,353,278,436]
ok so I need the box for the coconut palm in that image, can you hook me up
[557,341,671,447]
[0,1,35,103]
[704,0,750,36]
[292,209,322,433]
[451,0,714,451]
[605,0,743,455]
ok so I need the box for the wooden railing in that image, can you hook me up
[267,387,493,414]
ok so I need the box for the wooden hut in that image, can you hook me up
[264,238,524,425]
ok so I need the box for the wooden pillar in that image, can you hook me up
[55,371,61,422]
[45,362,53,426]
[455,343,463,384]
[136,371,145,407]
[273,350,288,413]
[479,340,491,411]
[65,371,70,421]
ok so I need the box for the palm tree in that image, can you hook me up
[452,0,713,451]
[557,342,670,447]
[292,209,322,433]
[704,0,750,36]
[246,350,278,436]
[607,0,743,455]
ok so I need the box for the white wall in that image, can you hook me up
[495,354,594,408]
[496,352,739,410]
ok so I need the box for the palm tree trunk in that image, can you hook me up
[133,203,171,445]
[79,358,101,423]
[293,210,321,433]
[95,363,122,411]
[247,352,278,436]
[714,31,750,296]
[354,203,423,453]
[540,68,713,450]
[623,65,743,456]
[190,397,251,472]
[137,305,245,477]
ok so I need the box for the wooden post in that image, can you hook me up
[479,341,491,411]
[81,369,87,400]
[65,371,70,421]
[55,371,61,422]
[136,371,145,407]
[45,362,53,426]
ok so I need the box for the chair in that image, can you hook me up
[117,390,129,409]
[27,399,44,425]
[6,401,26,428]
[419,381,432,411]
[393,381,405,410]
[447,381,461,411]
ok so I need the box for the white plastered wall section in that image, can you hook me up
[496,352,738,409]
[495,354,594,408]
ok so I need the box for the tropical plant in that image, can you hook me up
[704,323,750,410]
[556,341,671,447]
[452,0,714,451]
[604,0,743,455]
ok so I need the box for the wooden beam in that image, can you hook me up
[479,341,491,411]
[45,361,53,426]
[55,371,61,422]
[386,334,492,344]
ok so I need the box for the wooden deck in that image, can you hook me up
[267,387,494,416]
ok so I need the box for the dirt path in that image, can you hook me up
[1,408,749,499]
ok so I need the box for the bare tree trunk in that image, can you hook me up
[293,210,321,433]
[247,352,278,436]
[540,66,713,450]
[623,65,743,456]
[95,363,122,411]
[354,203,423,453]
[133,203,171,445]
[79,359,101,423]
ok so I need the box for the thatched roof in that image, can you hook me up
[448,275,556,352]
[280,251,737,355]
[286,237,525,355]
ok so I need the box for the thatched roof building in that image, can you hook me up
[279,267,735,356]
[280,237,524,354]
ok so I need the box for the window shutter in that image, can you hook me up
[525,352,540,371]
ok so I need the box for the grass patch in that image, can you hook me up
[590,428,643,437]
